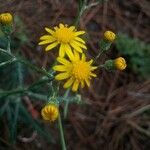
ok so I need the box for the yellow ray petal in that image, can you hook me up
[75,37,85,44]
[63,77,74,88]
[45,42,58,51]
[75,31,85,36]
[57,57,70,65]
[55,72,70,80]
[70,42,83,53]
[81,80,85,88]
[54,26,59,30]
[81,54,85,62]
[90,73,97,77]
[53,65,67,72]
[74,50,80,61]
[59,23,64,28]
[85,79,90,87]
[88,60,93,65]
[72,79,79,92]
[69,26,75,31]
[45,27,55,35]
[39,35,55,40]
[59,44,65,57]
[72,41,87,49]
[39,40,55,45]
[90,66,97,70]
[64,44,74,61]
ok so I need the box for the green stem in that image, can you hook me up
[93,50,104,63]
[63,89,70,118]
[7,36,11,53]
[58,114,67,150]
[0,57,17,68]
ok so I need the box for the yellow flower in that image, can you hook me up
[41,104,59,122]
[39,23,87,58]
[53,51,97,92]
[114,57,127,70]
[0,13,13,24]
[104,30,116,42]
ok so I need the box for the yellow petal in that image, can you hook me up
[70,42,83,53]
[81,81,85,88]
[53,65,67,71]
[59,23,64,28]
[72,41,87,49]
[57,57,70,65]
[85,79,90,87]
[39,40,55,45]
[90,66,97,70]
[75,31,85,36]
[72,80,79,92]
[88,60,93,65]
[81,53,86,61]
[74,50,80,61]
[59,44,65,57]
[75,37,85,44]
[90,73,97,77]
[45,27,55,35]
[64,44,74,61]
[39,35,55,40]
[54,26,59,30]
[45,42,58,51]
[55,72,70,80]
[69,26,75,31]
[63,77,74,88]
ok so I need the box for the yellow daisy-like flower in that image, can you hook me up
[53,51,97,92]
[104,30,116,42]
[114,57,127,70]
[41,104,59,122]
[0,13,13,25]
[39,23,87,58]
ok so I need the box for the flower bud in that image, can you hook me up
[0,13,13,25]
[41,104,59,122]
[103,30,116,42]
[114,57,127,70]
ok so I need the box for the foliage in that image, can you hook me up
[116,33,150,78]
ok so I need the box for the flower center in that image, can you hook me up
[55,27,74,43]
[72,61,90,81]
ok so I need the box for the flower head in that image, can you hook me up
[53,51,97,92]
[41,104,59,122]
[114,57,127,70]
[0,13,13,25]
[39,23,87,58]
[104,30,116,42]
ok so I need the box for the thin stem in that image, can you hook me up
[7,36,11,53]
[0,48,13,57]
[0,57,17,68]
[63,89,70,118]
[58,114,67,150]
[93,50,104,63]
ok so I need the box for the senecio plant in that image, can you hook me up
[0,12,127,149]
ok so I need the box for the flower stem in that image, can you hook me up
[58,114,67,150]
[94,50,104,63]
[63,89,70,118]
[7,36,11,53]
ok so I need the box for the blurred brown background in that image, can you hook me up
[0,0,150,150]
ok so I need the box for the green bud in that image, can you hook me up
[103,59,115,71]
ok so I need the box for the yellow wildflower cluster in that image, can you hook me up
[39,23,97,92]
[0,13,13,25]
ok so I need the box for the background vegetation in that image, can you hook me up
[0,0,150,150]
